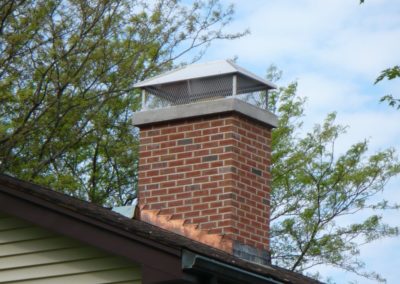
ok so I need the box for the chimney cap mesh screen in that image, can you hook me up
[144,74,270,105]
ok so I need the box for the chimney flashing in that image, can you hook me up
[133,97,278,128]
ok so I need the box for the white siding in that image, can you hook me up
[0,211,141,284]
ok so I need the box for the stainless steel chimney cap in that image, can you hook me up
[134,60,276,106]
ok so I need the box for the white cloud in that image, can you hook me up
[336,110,400,151]
[211,0,400,80]
[314,29,400,78]
[297,73,371,113]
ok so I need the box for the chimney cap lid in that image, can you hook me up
[134,60,276,89]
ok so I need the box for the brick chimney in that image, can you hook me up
[133,60,277,265]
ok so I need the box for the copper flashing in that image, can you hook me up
[140,209,233,253]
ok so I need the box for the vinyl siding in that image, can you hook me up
[0,211,141,284]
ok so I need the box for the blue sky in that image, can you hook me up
[198,0,400,283]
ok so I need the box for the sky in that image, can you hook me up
[197,0,400,283]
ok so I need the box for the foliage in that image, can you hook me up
[0,0,245,205]
[267,67,400,282]
[375,66,400,109]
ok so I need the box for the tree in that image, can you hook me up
[267,66,400,283]
[0,0,245,205]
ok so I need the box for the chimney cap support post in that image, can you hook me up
[232,74,237,97]
[141,89,147,111]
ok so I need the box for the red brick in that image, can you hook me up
[202,195,217,203]
[168,187,184,194]
[184,197,201,204]
[160,154,176,161]
[186,130,202,138]
[193,163,209,170]
[177,192,192,199]
[210,201,223,208]
[185,171,201,178]
[194,136,210,143]
[210,147,224,154]
[160,195,175,202]
[151,162,167,169]
[140,151,152,158]
[199,222,217,230]
[178,125,193,132]
[218,220,231,227]
[202,208,218,215]
[211,120,224,127]
[160,181,176,188]
[167,173,184,180]
[169,133,184,140]
[148,129,160,136]
[140,137,152,144]
[184,211,200,218]
[169,146,185,154]
[177,152,193,159]
[160,141,176,148]
[170,213,183,220]
[208,228,223,234]
[146,197,159,203]
[176,205,192,213]
[210,175,223,182]
[193,190,209,197]
[176,179,193,186]
[202,141,218,148]
[202,169,218,176]
[209,215,223,221]
[193,203,209,211]
[193,176,209,183]
[160,168,176,175]
[210,161,223,168]
[168,200,184,207]
[161,127,177,135]
[153,135,168,143]
[218,207,231,214]
[201,182,218,190]
[147,157,159,163]
[192,216,209,223]
[176,165,192,173]
[169,160,184,167]
[185,157,201,164]
[194,121,210,129]
[152,188,167,196]
[151,176,167,183]
[194,149,209,157]
[202,128,219,135]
